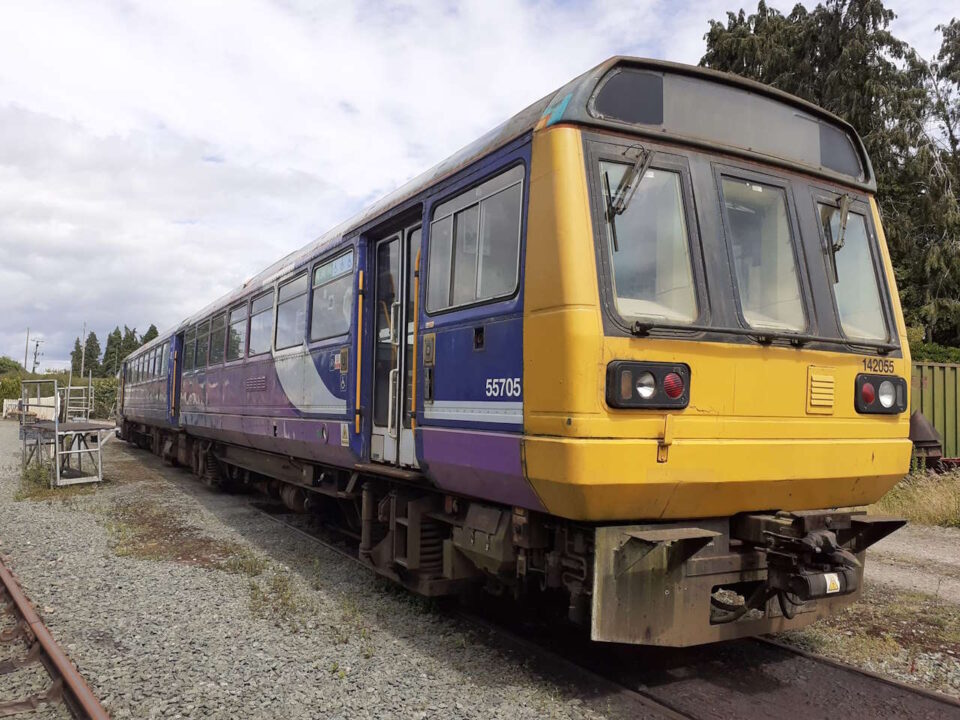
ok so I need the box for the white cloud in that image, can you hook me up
[0,0,949,367]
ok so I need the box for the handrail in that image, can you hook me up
[410,249,421,430]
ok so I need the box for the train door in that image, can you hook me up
[169,333,182,425]
[370,224,421,466]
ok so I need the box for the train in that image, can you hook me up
[119,57,911,647]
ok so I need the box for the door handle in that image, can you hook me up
[389,302,401,346]
[387,368,399,438]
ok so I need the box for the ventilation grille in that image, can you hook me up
[807,368,835,415]
[245,376,267,392]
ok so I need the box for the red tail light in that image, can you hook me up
[663,372,684,399]
[605,361,690,409]
[860,382,875,406]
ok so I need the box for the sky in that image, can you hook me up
[0,0,951,370]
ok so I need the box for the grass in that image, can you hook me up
[102,497,268,577]
[223,547,269,577]
[872,470,960,527]
[249,571,312,629]
[15,460,97,502]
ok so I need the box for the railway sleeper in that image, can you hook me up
[125,426,907,647]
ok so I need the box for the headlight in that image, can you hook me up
[878,380,895,409]
[636,372,656,399]
[855,373,907,414]
[606,362,690,409]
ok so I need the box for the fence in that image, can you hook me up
[911,362,960,458]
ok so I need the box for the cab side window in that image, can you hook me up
[427,165,524,312]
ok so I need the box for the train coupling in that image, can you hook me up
[732,511,906,604]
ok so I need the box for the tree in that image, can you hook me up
[0,356,24,375]
[70,338,83,374]
[119,326,140,361]
[141,324,159,344]
[81,331,102,377]
[702,0,960,345]
[101,327,123,377]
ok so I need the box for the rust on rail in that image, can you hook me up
[0,554,110,719]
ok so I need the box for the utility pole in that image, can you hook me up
[31,339,43,374]
[79,321,87,378]
[23,328,29,371]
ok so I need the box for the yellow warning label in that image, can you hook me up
[824,572,841,594]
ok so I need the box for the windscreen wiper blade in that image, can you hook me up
[829,193,852,283]
[605,145,654,251]
[610,145,653,216]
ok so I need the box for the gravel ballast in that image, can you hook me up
[0,422,611,719]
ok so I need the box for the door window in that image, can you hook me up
[404,228,421,429]
[373,239,399,428]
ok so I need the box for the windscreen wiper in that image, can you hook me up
[828,193,852,283]
[605,144,654,251]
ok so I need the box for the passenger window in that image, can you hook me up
[183,328,196,372]
[311,251,354,340]
[720,177,805,332]
[427,165,523,311]
[150,349,157,378]
[600,162,697,324]
[161,343,169,375]
[195,320,210,368]
[209,313,226,365]
[248,292,274,355]
[819,204,887,340]
[227,304,248,361]
[276,274,308,349]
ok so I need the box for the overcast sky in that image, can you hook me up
[0,0,950,370]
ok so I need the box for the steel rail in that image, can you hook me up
[0,556,110,719]
[753,636,960,709]
[248,501,960,719]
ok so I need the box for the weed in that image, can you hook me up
[249,571,310,630]
[15,461,97,502]
[223,548,268,577]
[782,585,960,696]
[872,470,960,527]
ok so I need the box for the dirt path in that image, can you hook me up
[867,523,960,603]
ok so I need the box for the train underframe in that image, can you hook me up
[121,419,904,647]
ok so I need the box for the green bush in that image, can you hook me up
[910,341,960,364]
[92,377,118,419]
[0,375,20,401]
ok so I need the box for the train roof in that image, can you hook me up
[130,56,874,357]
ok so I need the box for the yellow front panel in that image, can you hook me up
[522,125,912,521]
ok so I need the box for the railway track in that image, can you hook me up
[250,501,960,720]
[0,556,109,719]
